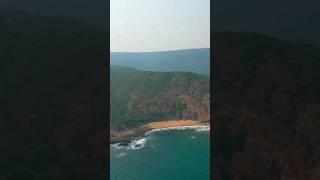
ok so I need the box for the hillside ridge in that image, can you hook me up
[110,65,210,130]
[110,48,210,75]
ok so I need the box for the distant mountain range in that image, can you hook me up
[110,48,210,75]
[111,65,210,129]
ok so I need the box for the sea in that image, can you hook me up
[110,126,210,180]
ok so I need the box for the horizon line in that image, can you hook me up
[110,47,210,53]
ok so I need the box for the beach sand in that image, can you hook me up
[111,120,206,143]
[144,120,202,129]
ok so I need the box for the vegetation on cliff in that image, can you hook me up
[111,65,210,129]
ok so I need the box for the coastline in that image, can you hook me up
[110,120,209,144]
[143,120,202,129]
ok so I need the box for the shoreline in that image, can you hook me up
[110,120,209,144]
[143,120,202,129]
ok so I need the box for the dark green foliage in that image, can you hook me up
[175,101,187,114]
[110,66,210,129]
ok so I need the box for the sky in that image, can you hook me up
[110,0,210,52]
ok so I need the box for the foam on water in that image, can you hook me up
[115,152,127,159]
[111,124,210,150]
[127,138,147,150]
[110,126,210,180]
[195,125,210,132]
[111,143,126,150]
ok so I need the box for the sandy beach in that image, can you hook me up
[111,120,207,143]
[143,120,202,129]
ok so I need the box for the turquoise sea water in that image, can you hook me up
[110,127,210,180]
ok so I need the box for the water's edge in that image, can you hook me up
[111,124,210,150]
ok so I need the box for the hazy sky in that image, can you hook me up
[111,0,210,52]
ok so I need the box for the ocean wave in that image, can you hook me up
[195,126,210,132]
[112,124,210,151]
[127,138,147,150]
[111,143,126,150]
[115,152,127,159]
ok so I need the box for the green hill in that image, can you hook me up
[110,65,210,129]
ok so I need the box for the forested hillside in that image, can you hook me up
[110,65,210,129]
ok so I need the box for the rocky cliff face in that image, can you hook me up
[132,94,210,121]
[214,32,320,180]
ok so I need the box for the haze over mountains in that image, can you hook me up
[111,48,210,76]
